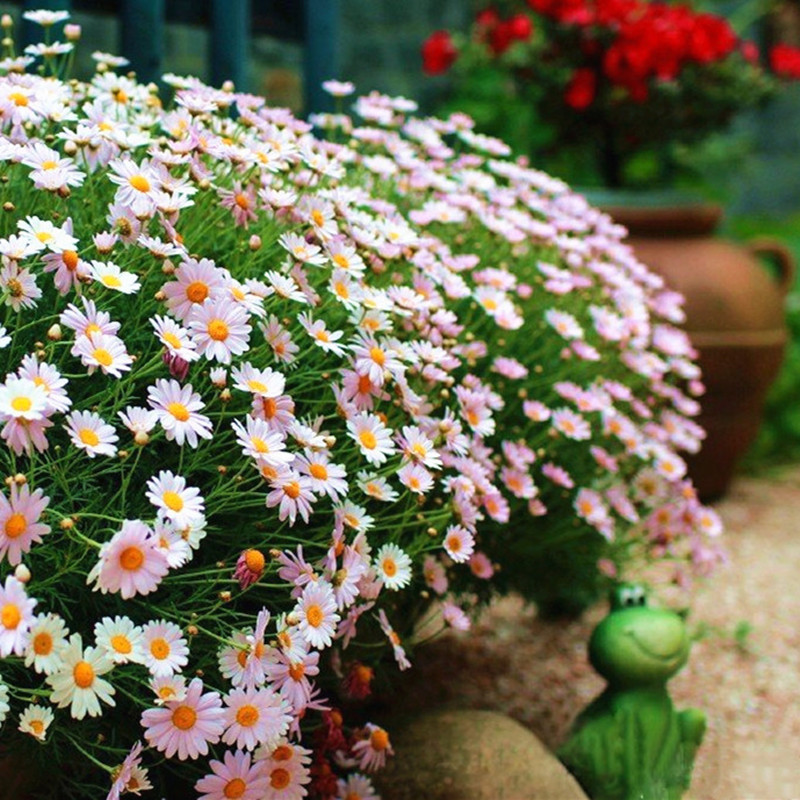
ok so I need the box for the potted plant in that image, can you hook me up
[422,1,800,498]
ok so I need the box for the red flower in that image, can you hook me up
[489,21,514,55]
[741,40,759,64]
[565,67,597,110]
[770,43,800,80]
[508,14,534,41]
[421,30,458,75]
[475,7,500,29]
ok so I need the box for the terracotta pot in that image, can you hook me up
[602,203,795,500]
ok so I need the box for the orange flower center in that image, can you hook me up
[244,549,265,573]
[119,546,144,571]
[309,463,328,480]
[288,662,306,681]
[62,250,79,270]
[283,482,301,500]
[73,660,95,689]
[305,604,323,628]
[235,704,259,727]
[33,631,53,655]
[129,174,150,192]
[162,490,184,512]
[5,513,27,539]
[185,281,209,303]
[171,705,197,730]
[370,729,390,750]
[234,193,250,209]
[382,558,397,577]
[272,745,293,761]
[358,430,377,450]
[224,779,247,799]
[167,402,190,422]
[207,319,229,341]
[110,634,132,654]
[369,346,385,366]
[150,637,170,660]
[1,603,21,629]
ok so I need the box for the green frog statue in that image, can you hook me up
[558,584,706,800]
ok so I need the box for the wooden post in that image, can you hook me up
[303,0,341,115]
[211,0,250,92]
[21,0,72,49]
[120,0,165,87]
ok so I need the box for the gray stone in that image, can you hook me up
[374,710,588,800]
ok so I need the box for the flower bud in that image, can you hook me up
[46,323,62,341]
[134,430,149,446]
[64,23,81,41]
[248,234,262,251]
[14,564,31,583]
[1,14,13,28]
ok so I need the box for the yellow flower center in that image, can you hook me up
[129,174,150,193]
[85,323,101,336]
[150,637,170,660]
[311,209,325,227]
[234,193,250,210]
[185,281,209,303]
[162,490,184,512]
[235,704,259,727]
[382,558,397,577]
[309,463,328,480]
[247,379,267,393]
[306,603,324,628]
[41,160,58,170]
[110,634,132,654]
[207,319,229,341]
[369,346,386,366]
[73,660,95,689]
[33,631,53,655]
[35,230,53,243]
[162,331,183,349]
[358,430,377,450]
[29,719,45,736]
[315,330,330,343]
[251,437,270,454]
[171,705,197,730]
[101,274,123,288]
[9,91,28,106]
[158,686,176,699]
[167,402,190,422]
[224,779,247,799]
[244,549,265,573]
[284,482,301,500]
[411,442,427,458]
[1,603,21,629]
[93,348,113,367]
[333,253,349,269]
[79,428,100,447]
[5,513,27,538]
[11,396,32,413]
[119,546,144,571]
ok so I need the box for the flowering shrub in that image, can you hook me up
[421,1,800,187]
[0,10,722,799]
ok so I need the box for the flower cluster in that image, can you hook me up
[421,1,797,187]
[0,10,721,799]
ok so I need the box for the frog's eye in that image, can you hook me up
[612,583,648,609]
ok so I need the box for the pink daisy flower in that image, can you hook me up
[258,744,312,800]
[73,332,133,378]
[142,619,189,677]
[551,408,591,441]
[162,257,228,322]
[89,520,169,599]
[397,462,434,495]
[195,750,269,800]
[265,646,320,715]
[352,723,393,772]
[219,181,259,228]
[147,378,213,448]
[0,575,36,656]
[16,354,71,414]
[188,297,252,364]
[141,677,225,760]
[64,410,119,458]
[0,481,50,566]
[42,247,89,295]
[443,525,474,564]
[231,416,293,468]
[222,686,291,752]
[231,363,286,398]
[266,473,315,526]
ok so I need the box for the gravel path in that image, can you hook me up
[398,466,800,799]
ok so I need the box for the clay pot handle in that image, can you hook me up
[747,238,796,296]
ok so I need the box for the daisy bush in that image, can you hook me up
[0,11,722,799]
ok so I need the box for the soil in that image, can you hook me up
[395,466,800,800]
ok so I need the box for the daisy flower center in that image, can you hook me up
[306,604,324,628]
[33,632,53,655]
[268,768,292,790]
[79,428,100,447]
[85,323,101,336]
[35,230,53,244]
[73,660,95,688]
[62,250,79,270]
[167,402,190,422]
[315,330,330,342]
[158,686,176,699]
[359,431,377,450]
[224,779,247,799]
[311,210,325,227]
[120,546,145,571]
[11,396,32,413]
[261,398,278,418]
[234,193,250,210]
[129,174,151,193]
[309,463,328,480]
[110,634,132,654]
[244,549,265,572]
[272,745,293,761]
[251,437,270,453]
[93,348,113,366]
[411,443,427,458]
[171,705,197,730]
[446,535,461,552]
[235,704,260,727]
[334,281,349,299]
[333,254,349,269]
[1,603,21,628]
[5,513,27,538]
[29,719,45,735]
[9,91,28,106]
[150,637,171,660]
[162,331,183,349]
[207,319,229,341]
[371,729,390,751]
[247,379,267,393]
[101,274,122,288]
[41,159,58,170]
[284,482,301,500]
[369,346,386,366]
[288,662,305,681]
[382,558,397,577]
[162,490,184,512]
[185,281,209,303]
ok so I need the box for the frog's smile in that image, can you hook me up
[625,629,685,664]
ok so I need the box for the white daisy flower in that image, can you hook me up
[374,544,412,590]
[94,615,145,665]
[142,619,189,677]
[294,581,340,650]
[64,410,118,458]
[18,704,54,741]
[145,470,206,530]
[347,412,395,465]
[24,612,69,675]
[46,633,116,720]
